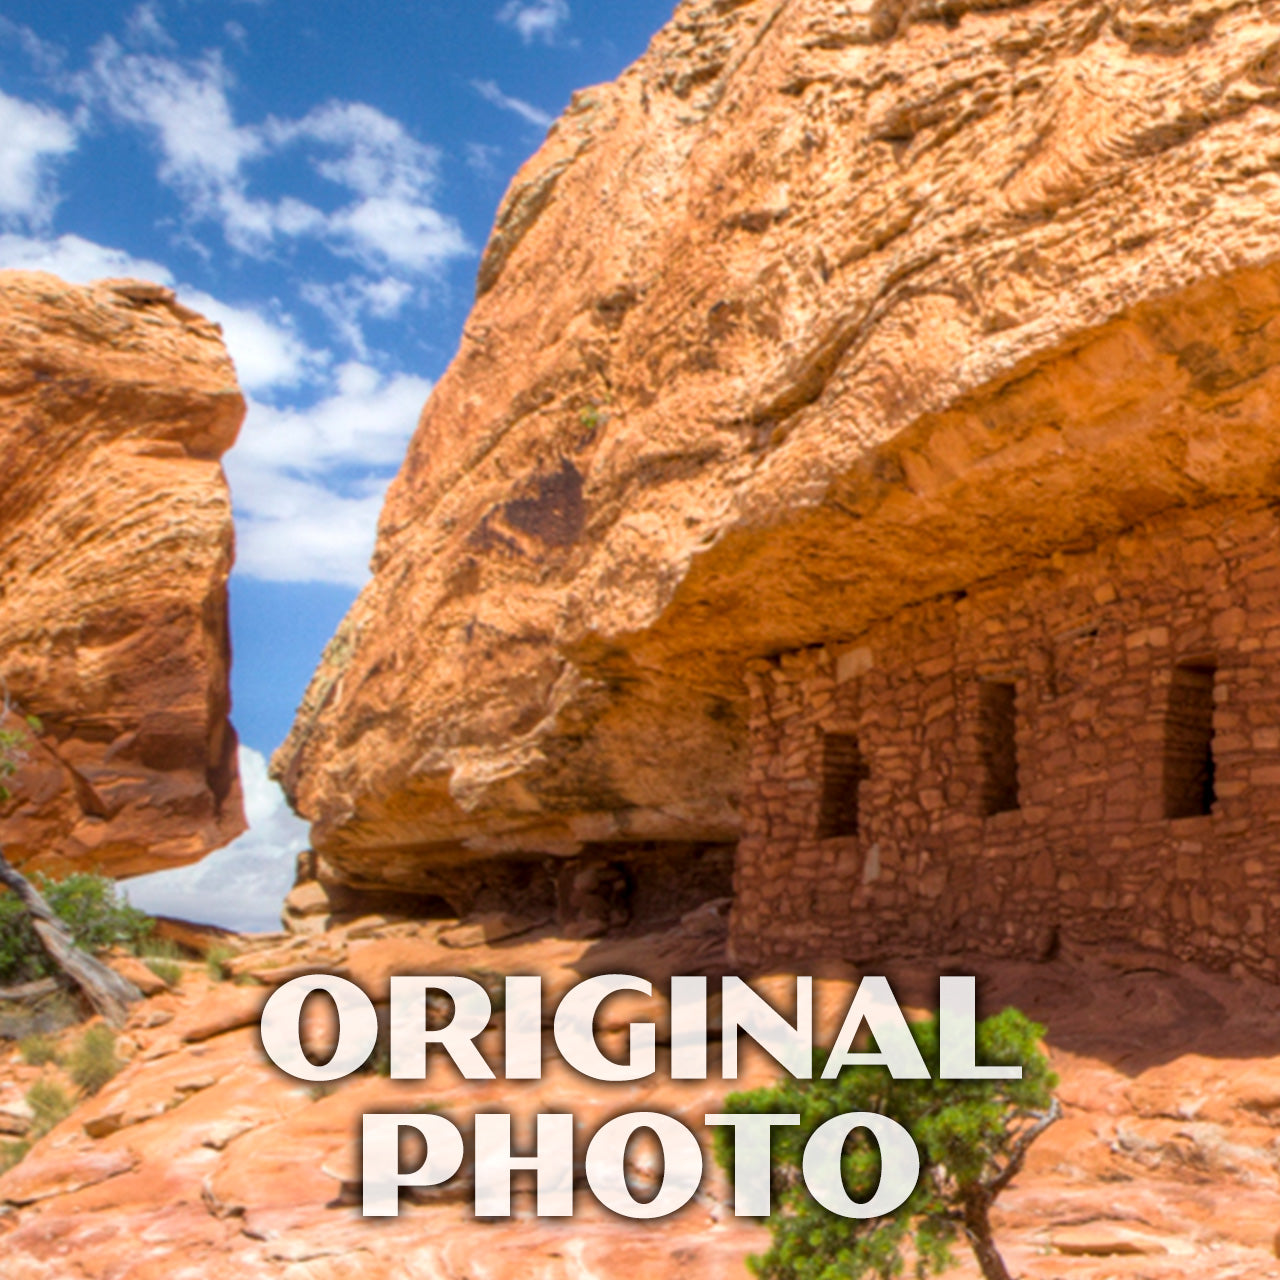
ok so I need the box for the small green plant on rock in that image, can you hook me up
[145,958,183,987]
[66,1025,122,1096]
[18,1033,59,1067]
[136,936,183,961]
[715,1007,1059,1280]
[204,944,236,982]
[26,1077,73,1138]
[0,1139,29,1174]
[578,402,607,431]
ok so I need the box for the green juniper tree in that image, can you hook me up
[715,1006,1059,1280]
[0,872,153,985]
[0,696,143,1023]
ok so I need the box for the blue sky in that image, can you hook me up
[0,0,675,927]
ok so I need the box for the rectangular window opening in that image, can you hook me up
[978,681,1020,817]
[1164,661,1217,819]
[817,732,869,839]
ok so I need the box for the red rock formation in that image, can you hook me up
[274,0,1280,899]
[0,272,245,878]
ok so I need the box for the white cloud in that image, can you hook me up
[471,78,553,129]
[231,471,392,587]
[79,40,332,258]
[266,101,471,274]
[124,746,306,933]
[78,41,337,262]
[0,90,77,226]
[0,230,170,282]
[0,19,66,77]
[124,2,176,50]
[465,141,502,179]
[181,286,323,392]
[81,48,470,274]
[268,100,439,199]
[497,0,570,44]
[331,195,470,273]
[226,362,431,586]
[83,40,273,255]
[356,276,414,317]
[234,360,427,474]
[302,276,415,357]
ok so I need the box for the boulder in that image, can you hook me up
[0,272,245,878]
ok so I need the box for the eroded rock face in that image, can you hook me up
[0,272,246,878]
[276,0,1280,889]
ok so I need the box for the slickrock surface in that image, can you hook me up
[0,271,245,877]
[3,919,1280,1278]
[276,0,1280,891]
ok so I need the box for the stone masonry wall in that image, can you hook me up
[732,499,1280,979]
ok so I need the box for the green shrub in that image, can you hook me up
[66,1026,122,1096]
[18,1033,58,1067]
[0,873,154,985]
[42,874,153,955]
[0,896,43,984]
[204,944,236,982]
[715,1007,1059,1280]
[145,958,183,988]
[26,1078,73,1138]
[136,936,183,961]
[0,1139,30,1174]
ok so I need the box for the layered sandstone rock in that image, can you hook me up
[276,0,1280,892]
[0,272,245,878]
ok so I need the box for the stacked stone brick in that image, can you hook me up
[732,498,1280,978]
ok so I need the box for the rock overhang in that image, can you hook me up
[274,0,1280,887]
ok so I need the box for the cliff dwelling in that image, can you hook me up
[733,499,1278,978]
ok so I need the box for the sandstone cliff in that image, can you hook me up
[0,272,245,878]
[276,0,1280,894]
